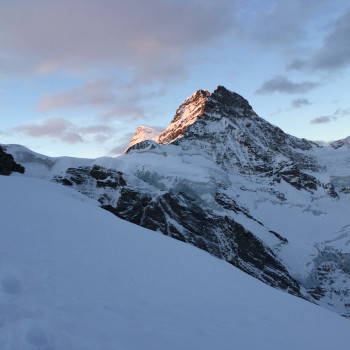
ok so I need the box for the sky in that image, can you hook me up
[0,0,349,158]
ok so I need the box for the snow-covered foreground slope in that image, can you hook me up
[1,175,350,350]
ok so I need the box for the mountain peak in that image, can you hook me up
[211,85,253,112]
[158,89,210,144]
[157,86,254,145]
[128,86,255,149]
[125,125,161,153]
[184,89,211,103]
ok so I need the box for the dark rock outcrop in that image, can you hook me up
[330,136,350,149]
[0,146,25,175]
[103,188,301,297]
[53,165,127,204]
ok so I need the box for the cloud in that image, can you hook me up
[334,108,350,117]
[37,60,59,75]
[15,117,115,144]
[256,75,320,94]
[237,0,336,47]
[37,77,168,121]
[291,98,311,109]
[288,10,350,72]
[310,116,334,124]
[0,0,236,82]
[287,59,306,71]
[310,108,350,124]
[37,80,115,112]
[16,117,73,137]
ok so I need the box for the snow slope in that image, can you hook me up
[1,174,350,350]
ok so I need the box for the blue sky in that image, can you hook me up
[1,0,349,157]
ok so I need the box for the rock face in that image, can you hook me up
[305,245,350,317]
[158,89,210,144]
[103,189,301,296]
[164,86,319,176]
[0,146,25,175]
[331,136,350,149]
[5,86,350,318]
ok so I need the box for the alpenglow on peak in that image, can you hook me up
[157,86,253,145]
[127,86,256,150]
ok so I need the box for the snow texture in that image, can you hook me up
[0,175,350,350]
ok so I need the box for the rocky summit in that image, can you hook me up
[5,86,350,318]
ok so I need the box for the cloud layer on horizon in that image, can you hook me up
[15,117,116,144]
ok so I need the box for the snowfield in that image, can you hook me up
[1,174,350,350]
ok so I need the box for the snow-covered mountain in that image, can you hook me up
[125,125,161,152]
[2,175,350,349]
[158,89,210,144]
[4,86,350,318]
[331,136,350,149]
